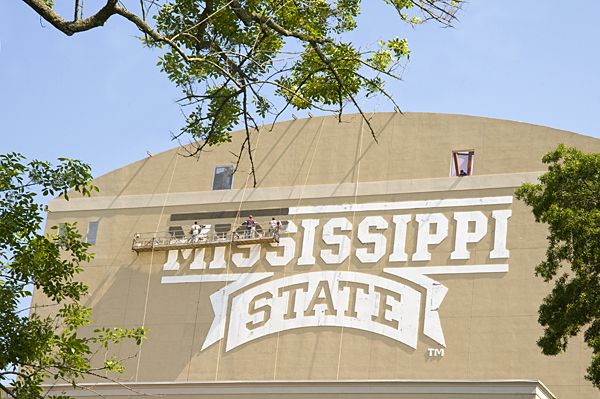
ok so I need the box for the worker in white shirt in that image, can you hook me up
[190,221,201,242]
[269,217,280,236]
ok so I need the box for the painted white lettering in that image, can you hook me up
[413,214,449,261]
[284,220,298,234]
[304,280,337,316]
[338,280,370,318]
[246,291,272,330]
[451,211,488,260]
[321,218,352,264]
[298,219,319,265]
[189,248,206,269]
[372,286,401,329]
[232,244,261,268]
[266,238,295,267]
[356,216,388,263]
[225,271,421,351]
[490,210,511,258]
[209,246,227,269]
[278,283,309,320]
[200,272,273,351]
[163,248,204,270]
[389,215,411,262]
[163,250,179,270]
[181,249,193,260]
[266,221,297,267]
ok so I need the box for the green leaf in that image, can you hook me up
[517,144,600,388]
[1,153,146,399]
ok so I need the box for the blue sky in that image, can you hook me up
[1,1,599,179]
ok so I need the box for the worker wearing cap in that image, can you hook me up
[244,215,255,238]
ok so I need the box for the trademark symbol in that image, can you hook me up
[427,348,444,357]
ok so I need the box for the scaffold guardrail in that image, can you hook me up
[132,227,282,252]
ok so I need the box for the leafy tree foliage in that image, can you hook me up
[516,144,600,388]
[0,153,145,399]
[21,0,462,185]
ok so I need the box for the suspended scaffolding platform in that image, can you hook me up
[132,229,280,253]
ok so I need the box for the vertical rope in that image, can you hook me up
[289,118,326,230]
[214,127,264,381]
[272,118,326,380]
[134,150,180,382]
[335,117,365,380]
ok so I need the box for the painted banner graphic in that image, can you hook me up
[160,196,513,352]
[162,265,509,351]
[226,271,420,352]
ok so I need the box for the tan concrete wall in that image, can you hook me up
[40,113,600,399]
[76,113,600,199]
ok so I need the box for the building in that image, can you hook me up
[41,113,600,399]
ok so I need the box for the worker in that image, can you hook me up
[190,221,201,242]
[244,215,256,238]
[269,217,280,236]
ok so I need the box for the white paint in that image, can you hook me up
[232,244,261,268]
[163,250,179,270]
[163,248,204,270]
[412,214,449,261]
[289,196,513,215]
[298,219,319,265]
[321,218,352,264]
[188,248,206,269]
[181,249,193,261]
[284,220,298,233]
[209,246,227,269]
[389,215,411,262]
[266,238,296,267]
[161,208,509,272]
[200,273,273,351]
[490,210,512,258]
[451,211,488,260]
[199,224,211,240]
[384,267,448,347]
[356,216,387,263]
[158,202,514,352]
[397,264,509,275]
[162,273,263,284]
[428,348,444,357]
[266,220,297,267]
[165,264,509,351]
[225,271,421,352]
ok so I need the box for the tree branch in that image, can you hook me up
[308,41,377,141]
[0,382,16,399]
[21,0,118,36]
[229,0,327,44]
